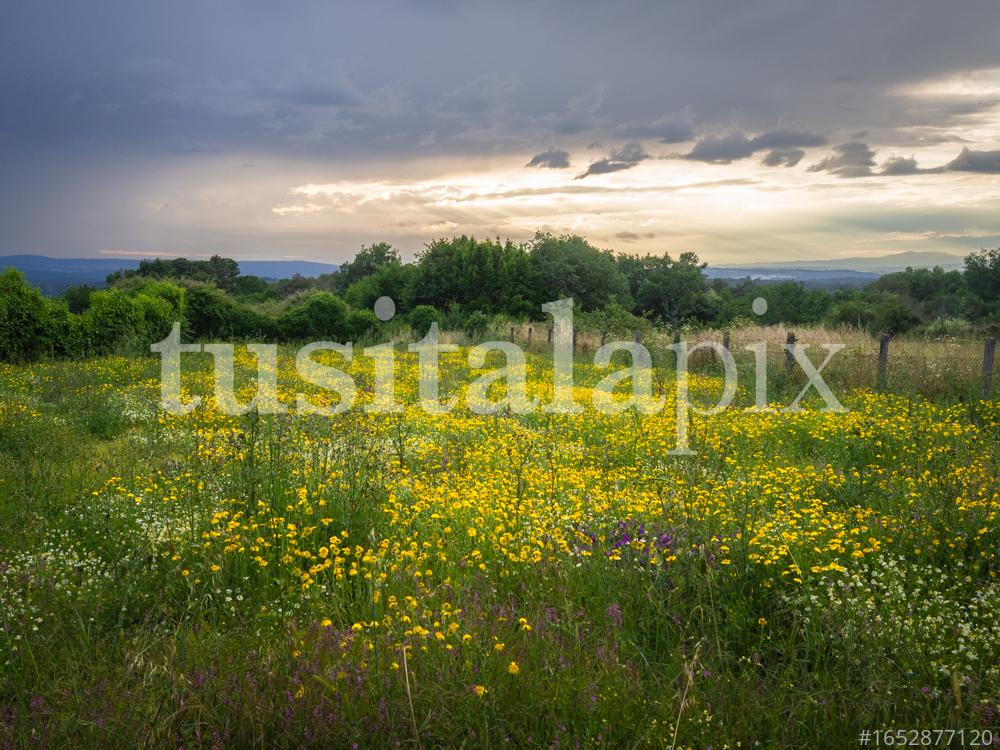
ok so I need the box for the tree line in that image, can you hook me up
[3,233,999,362]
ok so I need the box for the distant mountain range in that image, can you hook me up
[703,267,880,287]
[705,251,966,288]
[0,255,340,295]
[718,251,966,274]
[1,250,967,295]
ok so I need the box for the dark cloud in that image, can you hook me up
[576,142,649,179]
[526,148,570,168]
[847,149,1000,177]
[549,86,608,136]
[945,148,1000,173]
[265,62,371,109]
[685,134,756,163]
[750,130,827,150]
[808,141,877,178]
[5,1,1000,256]
[684,130,825,163]
[880,156,924,175]
[761,148,805,167]
[613,115,694,143]
[877,148,1000,176]
[614,231,655,242]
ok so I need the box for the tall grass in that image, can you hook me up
[1,341,998,748]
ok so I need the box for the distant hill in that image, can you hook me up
[704,251,967,289]
[704,267,879,288]
[722,251,965,274]
[0,255,340,295]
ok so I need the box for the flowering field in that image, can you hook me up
[1,347,999,748]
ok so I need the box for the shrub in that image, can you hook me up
[346,309,380,341]
[278,292,351,341]
[921,317,975,339]
[134,293,175,343]
[576,301,650,338]
[0,268,54,361]
[61,284,95,314]
[82,289,146,353]
[827,299,878,331]
[183,285,236,339]
[463,310,490,337]
[407,304,439,337]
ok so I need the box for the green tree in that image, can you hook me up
[964,248,1000,320]
[272,274,315,298]
[530,234,631,312]
[869,266,968,321]
[334,242,401,292]
[61,284,96,314]
[411,236,535,316]
[110,255,241,290]
[232,275,277,301]
[344,263,418,314]
[618,251,708,324]
[827,298,879,331]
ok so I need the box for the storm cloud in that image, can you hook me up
[761,148,806,167]
[684,130,825,164]
[808,142,878,178]
[526,148,570,169]
[945,148,1000,173]
[576,142,649,179]
[3,0,1000,260]
[613,114,695,143]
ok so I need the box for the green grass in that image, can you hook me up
[1,343,998,749]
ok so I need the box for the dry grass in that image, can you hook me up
[458,323,995,401]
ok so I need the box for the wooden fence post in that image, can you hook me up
[509,326,515,343]
[547,325,553,344]
[572,327,578,353]
[527,326,533,347]
[633,329,641,344]
[984,336,997,397]
[785,332,796,373]
[877,333,890,390]
[722,330,730,353]
[600,331,607,347]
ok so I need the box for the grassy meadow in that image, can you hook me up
[1,330,999,748]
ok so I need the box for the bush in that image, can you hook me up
[827,300,878,332]
[0,268,55,361]
[278,292,351,341]
[181,284,274,340]
[920,317,975,339]
[576,301,650,338]
[61,284,95,314]
[346,309,380,341]
[872,297,920,335]
[82,289,145,353]
[463,310,490,337]
[407,305,439,337]
[134,293,175,343]
[42,301,86,357]
[183,285,236,339]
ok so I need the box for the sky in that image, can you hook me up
[3,0,1000,265]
